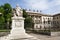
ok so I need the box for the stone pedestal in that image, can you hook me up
[7,17,33,40]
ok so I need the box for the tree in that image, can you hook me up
[23,9,34,29]
[0,6,5,29]
[23,9,28,18]
[0,3,12,29]
[3,3,12,29]
[3,3,12,13]
[0,6,5,14]
[24,17,34,28]
[0,6,4,23]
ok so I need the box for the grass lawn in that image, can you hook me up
[0,29,10,32]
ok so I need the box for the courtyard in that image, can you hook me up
[29,33,60,40]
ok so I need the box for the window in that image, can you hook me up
[48,20,50,24]
[44,20,45,24]
[40,26,42,29]
[36,25,38,29]
[48,18,49,20]
[57,17,58,19]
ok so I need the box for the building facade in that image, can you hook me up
[26,11,53,30]
[53,13,60,29]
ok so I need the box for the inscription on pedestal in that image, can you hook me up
[15,19,22,27]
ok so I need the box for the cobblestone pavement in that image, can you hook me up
[29,33,60,40]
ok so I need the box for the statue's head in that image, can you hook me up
[16,4,21,10]
[16,4,19,7]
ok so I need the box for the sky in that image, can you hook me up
[0,0,60,15]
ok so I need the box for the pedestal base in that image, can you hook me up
[0,35,39,40]
[7,28,34,40]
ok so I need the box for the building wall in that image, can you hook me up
[26,11,53,30]
[41,16,53,29]
[53,14,60,28]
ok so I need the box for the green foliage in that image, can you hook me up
[0,16,5,23]
[0,3,12,29]
[6,13,12,21]
[3,3,12,21]
[23,9,28,18]
[0,6,5,14]
[25,17,33,23]
[3,3,12,13]
[23,9,34,29]
[3,3,12,29]
[0,30,10,32]
[24,17,34,28]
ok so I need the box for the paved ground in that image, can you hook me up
[0,33,60,40]
[29,33,60,40]
[0,33,39,40]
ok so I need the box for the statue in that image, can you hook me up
[13,4,23,17]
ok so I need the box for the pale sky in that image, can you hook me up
[0,0,60,15]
